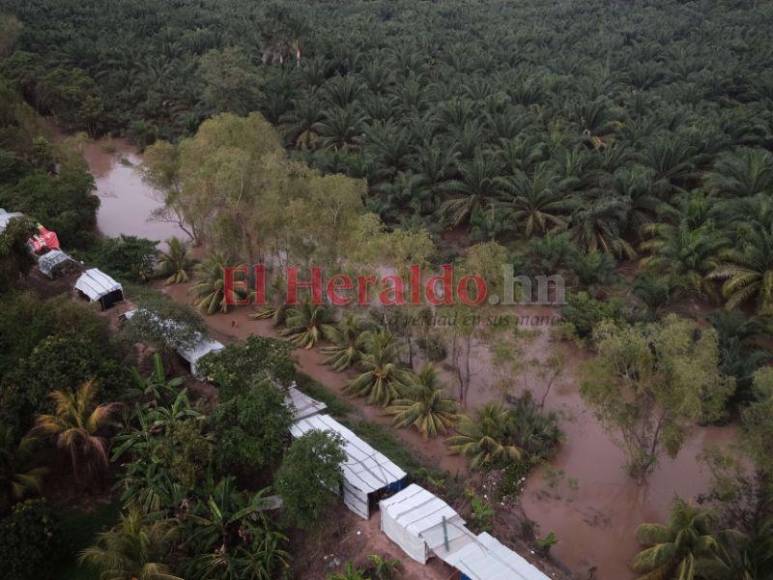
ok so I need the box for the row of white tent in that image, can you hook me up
[380,483,550,579]
[1,208,125,309]
[281,392,550,579]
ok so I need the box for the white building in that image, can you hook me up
[290,414,407,519]
[74,268,124,309]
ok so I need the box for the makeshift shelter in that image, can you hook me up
[444,532,550,580]
[290,414,407,519]
[380,484,472,564]
[0,209,24,234]
[121,308,224,379]
[284,383,327,421]
[28,224,60,254]
[74,268,124,309]
[177,336,225,379]
[37,249,79,279]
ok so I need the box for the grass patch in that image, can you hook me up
[58,498,122,580]
[294,372,353,418]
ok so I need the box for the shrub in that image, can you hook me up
[560,291,624,339]
[0,499,63,580]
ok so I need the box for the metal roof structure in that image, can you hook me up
[121,308,224,378]
[444,532,550,580]
[74,268,123,301]
[291,414,407,518]
[0,209,24,234]
[37,249,77,279]
[284,383,327,421]
[380,483,472,564]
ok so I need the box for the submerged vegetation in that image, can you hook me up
[1,0,772,578]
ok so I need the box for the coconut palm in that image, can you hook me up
[80,508,181,580]
[281,301,336,349]
[366,554,403,580]
[632,498,732,580]
[33,381,118,483]
[709,221,773,314]
[321,314,374,371]
[386,365,457,438]
[157,237,193,285]
[447,403,523,470]
[0,426,47,513]
[344,331,410,406]
[190,254,245,315]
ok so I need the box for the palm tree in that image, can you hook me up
[321,314,374,371]
[33,381,118,483]
[706,148,773,197]
[447,403,523,470]
[157,237,193,285]
[440,151,502,227]
[344,331,410,406]
[190,254,245,315]
[709,221,773,314]
[80,508,181,580]
[570,196,637,259]
[328,562,367,580]
[497,167,571,237]
[281,301,336,349]
[282,93,324,149]
[386,365,458,438]
[632,499,732,580]
[641,221,726,299]
[0,426,46,513]
[315,105,365,151]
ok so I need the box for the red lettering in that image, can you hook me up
[457,275,487,306]
[287,266,323,305]
[425,264,454,305]
[327,274,353,306]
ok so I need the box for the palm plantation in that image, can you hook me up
[344,331,410,406]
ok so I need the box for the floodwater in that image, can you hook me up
[82,139,188,247]
[452,306,737,580]
[83,146,738,579]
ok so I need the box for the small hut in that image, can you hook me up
[74,268,125,309]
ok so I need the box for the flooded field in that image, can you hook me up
[83,148,737,580]
[82,139,188,247]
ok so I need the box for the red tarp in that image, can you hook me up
[28,224,60,254]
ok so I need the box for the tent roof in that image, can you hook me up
[37,250,75,276]
[74,268,123,300]
[122,308,224,365]
[381,484,471,556]
[0,209,25,234]
[443,532,550,580]
[291,414,406,494]
[284,383,327,421]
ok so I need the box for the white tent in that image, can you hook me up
[290,414,407,519]
[380,483,472,564]
[444,532,550,580]
[121,308,224,379]
[37,249,77,279]
[0,209,24,234]
[74,268,124,309]
[284,383,327,421]
[177,336,225,378]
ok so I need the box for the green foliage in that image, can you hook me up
[0,214,35,291]
[0,499,64,580]
[0,293,130,435]
[210,380,293,481]
[281,301,336,349]
[386,364,458,438]
[582,316,734,481]
[79,235,158,283]
[560,291,624,339]
[465,488,494,533]
[157,237,193,285]
[196,336,296,400]
[275,430,345,530]
[449,394,562,471]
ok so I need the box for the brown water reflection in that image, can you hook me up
[453,306,737,580]
[82,139,187,246]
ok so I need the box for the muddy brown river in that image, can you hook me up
[83,138,738,580]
